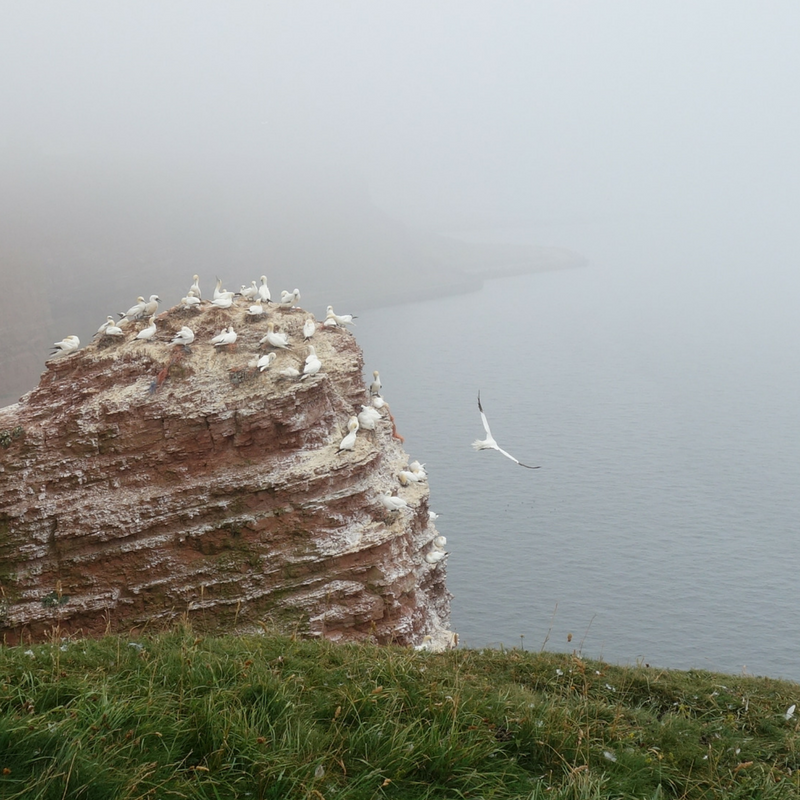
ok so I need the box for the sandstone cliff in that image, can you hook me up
[0,301,451,647]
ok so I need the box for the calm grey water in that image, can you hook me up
[355,220,800,681]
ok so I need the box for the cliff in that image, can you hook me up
[0,301,451,647]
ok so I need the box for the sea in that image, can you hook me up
[355,216,800,682]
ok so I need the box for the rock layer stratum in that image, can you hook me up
[0,301,451,647]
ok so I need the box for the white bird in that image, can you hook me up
[300,346,322,380]
[303,317,316,340]
[104,323,124,337]
[240,281,258,301]
[425,549,447,565]
[246,299,265,317]
[171,326,195,346]
[210,294,233,309]
[135,317,157,341]
[326,305,356,326]
[785,704,796,721]
[51,335,80,356]
[279,288,301,307]
[95,315,116,336]
[121,296,146,320]
[257,352,276,372]
[143,294,160,317]
[278,366,301,379]
[190,274,202,299]
[409,460,427,481]
[211,326,237,347]
[433,535,447,549]
[369,370,382,396]
[378,493,408,512]
[428,511,440,522]
[181,290,201,310]
[213,278,234,301]
[414,635,433,652]
[398,470,420,486]
[357,405,381,431]
[338,415,359,451]
[472,392,540,469]
[260,322,291,349]
[258,275,271,303]
[323,317,338,328]
[372,396,387,409]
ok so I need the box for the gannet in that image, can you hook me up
[51,335,81,356]
[303,317,316,340]
[246,299,265,317]
[135,317,158,341]
[181,290,201,310]
[143,294,160,317]
[95,316,116,336]
[190,274,202,299]
[372,396,386,409]
[240,281,258,301]
[210,294,233,309]
[213,277,233,300]
[121,296,146,320]
[433,535,447,549]
[104,323,124,337]
[473,392,541,469]
[170,326,195,347]
[338,416,359,451]
[211,326,237,347]
[326,305,356,326]
[357,405,381,431]
[299,345,322,380]
[279,288,301,307]
[414,635,433,652]
[378,493,408,512]
[425,549,447,565]
[398,470,420,486]
[258,275,271,303]
[323,317,338,328]
[257,352,276,372]
[369,370,382,396]
[409,460,428,481]
[428,511,440,522]
[259,322,291,349]
[278,366,301,379]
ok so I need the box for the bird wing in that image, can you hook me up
[495,446,541,469]
[477,392,493,438]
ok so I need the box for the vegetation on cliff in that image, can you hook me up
[1,628,798,799]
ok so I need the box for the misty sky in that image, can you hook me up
[3,1,799,231]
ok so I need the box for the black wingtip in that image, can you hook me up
[477,390,483,411]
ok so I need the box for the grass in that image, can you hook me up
[0,627,799,799]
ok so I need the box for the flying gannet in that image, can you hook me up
[171,326,195,347]
[257,352,276,372]
[326,305,356,326]
[338,415,359,451]
[472,392,540,469]
[135,317,158,341]
[369,370,382,396]
[51,335,81,356]
[260,322,291,349]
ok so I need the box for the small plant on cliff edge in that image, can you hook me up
[0,427,24,449]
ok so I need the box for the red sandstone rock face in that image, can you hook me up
[0,302,451,646]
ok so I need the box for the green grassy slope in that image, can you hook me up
[1,629,798,799]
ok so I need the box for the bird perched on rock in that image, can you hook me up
[258,275,271,303]
[303,317,316,340]
[357,404,381,431]
[326,305,356,326]
[425,549,447,565]
[240,281,258,301]
[433,535,447,549]
[211,326,237,347]
[256,352,276,372]
[210,293,233,309]
[378,493,408,512]
[51,335,81,356]
[95,316,116,337]
[409,460,427,481]
[338,416,359,451]
[246,299,265,317]
[135,317,158,341]
[170,326,195,347]
[190,274,202,299]
[104,323,124,337]
[277,366,301,379]
[398,470,420,486]
[120,296,146,321]
[300,345,322,380]
[279,288,301,308]
[143,294,160,317]
[213,277,234,301]
[260,322,291,349]
[370,370,382,396]
[181,290,201,310]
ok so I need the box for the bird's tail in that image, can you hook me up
[471,440,484,451]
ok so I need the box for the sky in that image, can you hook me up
[1,1,799,400]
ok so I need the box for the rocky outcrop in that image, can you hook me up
[0,301,451,647]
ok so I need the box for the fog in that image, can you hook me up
[2,1,799,404]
